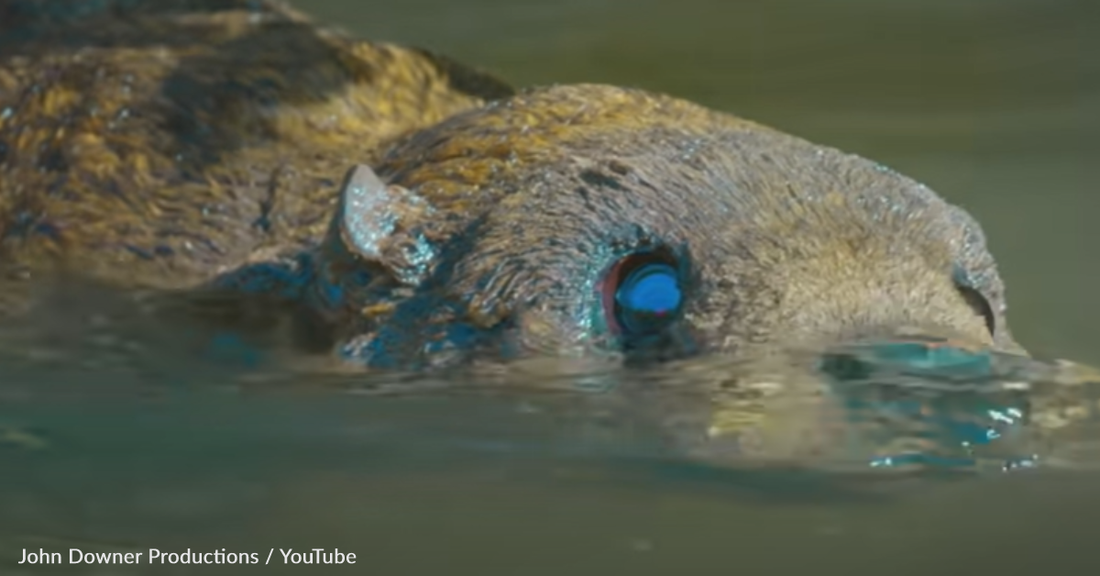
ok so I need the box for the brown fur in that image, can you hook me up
[6,1,1089,473]
[0,0,1018,371]
[0,0,512,291]
[314,85,1020,366]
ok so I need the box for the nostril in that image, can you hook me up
[956,283,997,336]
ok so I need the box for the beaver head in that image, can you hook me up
[307,83,1021,374]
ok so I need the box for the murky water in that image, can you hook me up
[3,0,1100,574]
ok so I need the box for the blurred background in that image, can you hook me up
[301,0,1100,364]
[3,1,1100,575]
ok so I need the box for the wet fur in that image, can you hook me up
[0,0,1018,370]
[317,86,1018,366]
[0,0,511,290]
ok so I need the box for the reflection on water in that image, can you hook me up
[4,283,1100,575]
[4,0,1100,574]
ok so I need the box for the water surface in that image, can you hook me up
[4,0,1100,574]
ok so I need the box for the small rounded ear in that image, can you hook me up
[336,164,438,286]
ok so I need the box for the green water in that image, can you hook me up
[4,0,1100,574]
[307,0,1100,363]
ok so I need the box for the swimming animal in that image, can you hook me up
[2,0,1095,471]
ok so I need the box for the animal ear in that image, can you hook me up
[335,164,438,286]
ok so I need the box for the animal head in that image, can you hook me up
[309,84,1019,372]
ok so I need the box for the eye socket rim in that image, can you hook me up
[956,283,996,336]
[600,248,685,338]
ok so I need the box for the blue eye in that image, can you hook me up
[602,252,684,337]
[617,263,681,314]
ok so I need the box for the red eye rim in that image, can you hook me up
[599,249,680,336]
[600,258,630,336]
